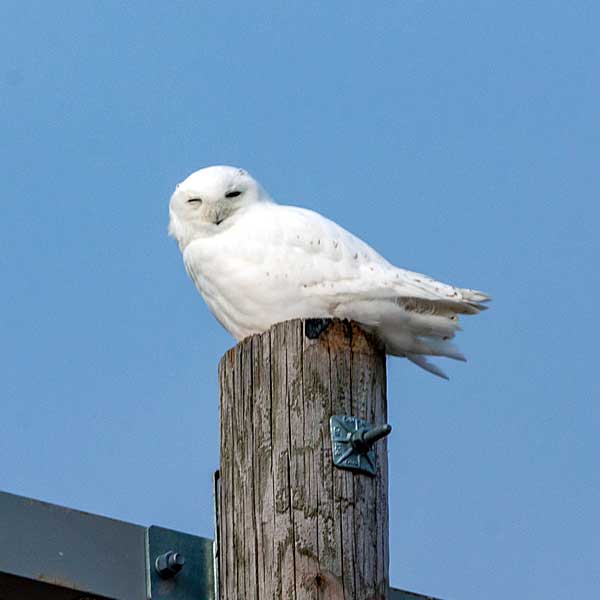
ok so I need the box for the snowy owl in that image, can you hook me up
[169,165,490,379]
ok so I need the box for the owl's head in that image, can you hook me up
[169,165,270,247]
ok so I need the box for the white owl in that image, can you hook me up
[169,166,490,379]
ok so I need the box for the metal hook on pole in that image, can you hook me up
[330,416,392,476]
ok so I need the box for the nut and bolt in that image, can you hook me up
[155,550,186,579]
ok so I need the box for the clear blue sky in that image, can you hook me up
[1,2,598,598]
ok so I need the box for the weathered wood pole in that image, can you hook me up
[218,318,389,599]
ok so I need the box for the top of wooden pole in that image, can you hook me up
[220,317,385,369]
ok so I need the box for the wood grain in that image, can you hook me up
[218,319,389,600]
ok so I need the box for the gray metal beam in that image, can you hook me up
[390,588,442,600]
[0,491,215,600]
[0,490,146,600]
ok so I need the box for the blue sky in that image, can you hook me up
[1,2,598,598]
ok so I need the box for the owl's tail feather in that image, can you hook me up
[459,288,492,312]
[460,288,492,303]
[406,354,449,380]
[417,336,467,362]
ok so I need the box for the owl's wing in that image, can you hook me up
[256,204,490,315]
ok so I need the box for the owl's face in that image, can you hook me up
[169,165,269,245]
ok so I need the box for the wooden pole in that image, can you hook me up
[218,318,389,600]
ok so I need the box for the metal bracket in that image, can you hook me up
[147,525,215,599]
[330,415,392,476]
[212,470,220,600]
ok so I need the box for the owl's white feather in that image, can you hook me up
[169,165,490,379]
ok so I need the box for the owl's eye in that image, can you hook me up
[225,190,242,198]
[187,197,202,204]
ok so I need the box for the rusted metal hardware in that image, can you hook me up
[330,415,392,476]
